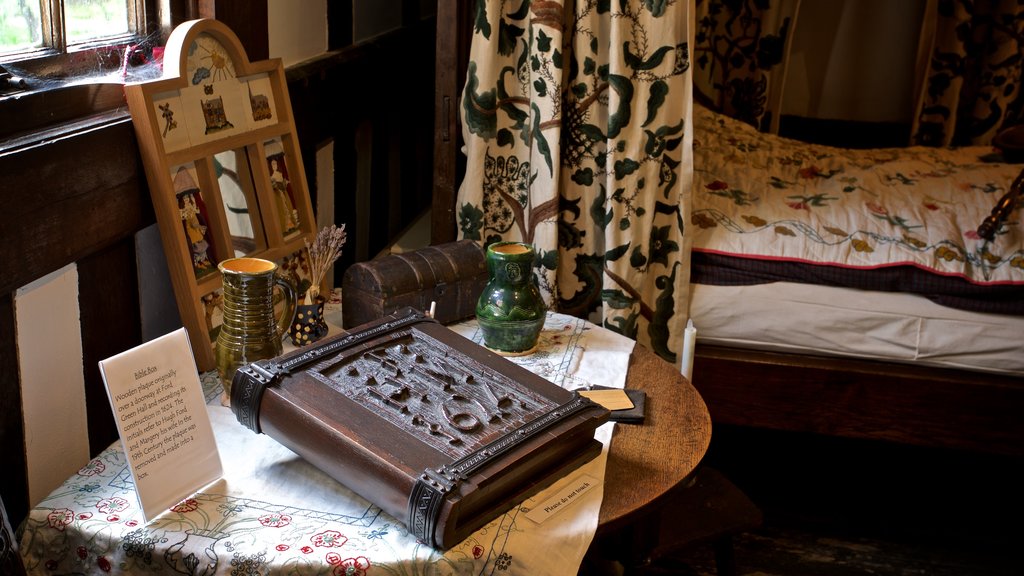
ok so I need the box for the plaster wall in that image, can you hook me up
[268,0,329,67]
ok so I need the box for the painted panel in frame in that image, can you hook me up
[180,32,247,144]
[202,289,224,343]
[213,148,263,257]
[264,139,302,238]
[186,32,237,86]
[152,91,191,153]
[172,164,218,279]
[243,74,276,129]
[181,79,246,145]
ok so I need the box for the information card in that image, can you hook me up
[99,328,222,522]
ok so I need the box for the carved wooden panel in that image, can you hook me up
[313,333,556,458]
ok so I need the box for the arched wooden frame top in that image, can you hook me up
[125,18,316,372]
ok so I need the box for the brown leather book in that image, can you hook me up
[230,307,609,550]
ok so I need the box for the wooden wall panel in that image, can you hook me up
[0,113,152,296]
[197,0,268,61]
[78,240,142,457]
[431,0,473,245]
[0,102,151,528]
[287,17,435,273]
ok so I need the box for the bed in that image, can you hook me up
[425,0,1023,457]
[687,103,1024,456]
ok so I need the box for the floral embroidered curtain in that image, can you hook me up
[911,0,1024,147]
[456,0,694,364]
[693,0,801,133]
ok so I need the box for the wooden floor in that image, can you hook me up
[636,425,1022,576]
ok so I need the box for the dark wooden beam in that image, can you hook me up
[197,0,268,61]
[0,112,152,297]
[431,0,473,245]
[286,17,435,270]
[78,239,142,457]
[0,292,28,528]
[328,0,354,50]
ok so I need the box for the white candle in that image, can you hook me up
[681,318,697,381]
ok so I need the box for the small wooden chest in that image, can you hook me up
[231,307,609,549]
[342,240,487,328]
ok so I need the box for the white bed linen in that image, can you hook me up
[689,282,1024,376]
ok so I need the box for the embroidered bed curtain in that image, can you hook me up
[690,0,1024,148]
[456,0,694,364]
[692,0,801,133]
[911,0,1024,147]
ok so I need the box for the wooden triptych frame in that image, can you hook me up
[126,19,316,371]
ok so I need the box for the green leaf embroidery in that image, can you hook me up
[537,29,551,52]
[498,19,524,56]
[605,243,630,262]
[614,158,640,179]
[602,289,636,310]
[607,74,634,138]
[496,128,514,147]
[623,42,673,71]
[590,183,613,228]
[461,62,497,138]
[474,0,491,38]
[532,102,553,175]
[458,202,484,240]
[630,245,648,268]
[642,0,669,17]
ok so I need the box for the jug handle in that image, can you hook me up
[273,274,298,341]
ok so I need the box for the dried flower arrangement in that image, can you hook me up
[304,223,347,304]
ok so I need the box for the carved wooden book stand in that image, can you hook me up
[230,307,609,549]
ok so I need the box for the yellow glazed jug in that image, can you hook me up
[215,257,296,404]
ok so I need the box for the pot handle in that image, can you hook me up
[273,274,298,341]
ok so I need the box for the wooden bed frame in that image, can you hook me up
[430,0,1024,459]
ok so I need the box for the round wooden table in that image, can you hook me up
[591,343,712,565]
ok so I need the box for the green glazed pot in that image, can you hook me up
[475,241,546,355]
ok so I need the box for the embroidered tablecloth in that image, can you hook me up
[18,312,634,575]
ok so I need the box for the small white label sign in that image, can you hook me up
[525,473,601,524]
[98,328,222,522]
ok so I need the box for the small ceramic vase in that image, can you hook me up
[290,295,328,346]
[475,241,546,355]
[215,257,296,403]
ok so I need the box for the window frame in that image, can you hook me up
[1,0,159,81]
